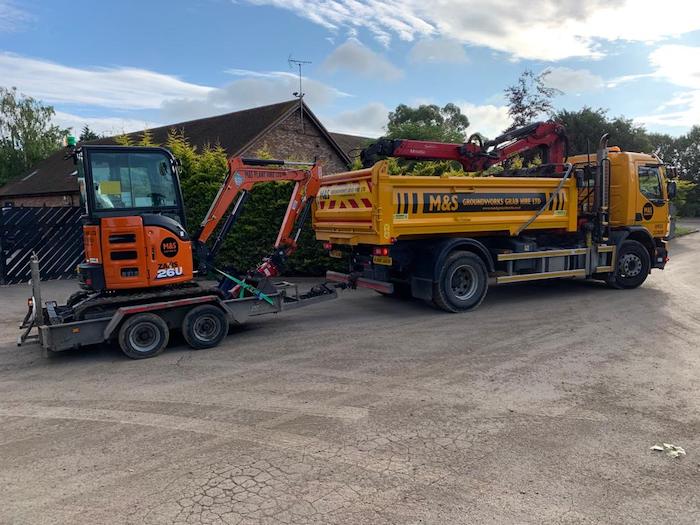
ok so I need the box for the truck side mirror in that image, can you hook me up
[667,180,677,200]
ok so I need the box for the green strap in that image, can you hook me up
[215,268,274,305]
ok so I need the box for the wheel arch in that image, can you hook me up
[611,227,655,264]
[429,238,495,280]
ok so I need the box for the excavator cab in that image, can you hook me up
[73,145,193,292]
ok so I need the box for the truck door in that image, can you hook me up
[636,164,669,238]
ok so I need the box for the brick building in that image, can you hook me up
[0,100,371,207]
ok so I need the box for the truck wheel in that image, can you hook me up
[607,240,650,289]
[182,305,229,350]
[433,251,488,313]
[118,313,170,359]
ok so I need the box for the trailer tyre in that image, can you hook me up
[607,240,650,289]
[118,313,170,359]
[182,305,229,350]
[433,251,488,313]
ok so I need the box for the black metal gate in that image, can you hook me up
[0,206,84,284]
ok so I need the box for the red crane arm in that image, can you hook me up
[361,121,568,172]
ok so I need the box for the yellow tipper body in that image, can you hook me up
[313,160,578,246]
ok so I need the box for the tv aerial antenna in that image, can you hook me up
[288,55,311,132]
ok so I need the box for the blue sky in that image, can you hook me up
[1,0,700,139]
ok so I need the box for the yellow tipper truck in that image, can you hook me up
[314,122,675,312]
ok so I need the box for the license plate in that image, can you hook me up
[373,255,393,266]
[329,250,343,259]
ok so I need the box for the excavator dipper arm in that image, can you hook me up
[192,156,321,280]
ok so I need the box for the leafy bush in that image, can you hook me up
[132,129,341,276]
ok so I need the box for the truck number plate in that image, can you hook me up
[373,255,393,266]
[329,250,343,259]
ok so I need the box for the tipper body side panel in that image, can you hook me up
[313,161,578,245]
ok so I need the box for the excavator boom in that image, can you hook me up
[192,156,322,283]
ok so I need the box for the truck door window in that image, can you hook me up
[638,166,662,200]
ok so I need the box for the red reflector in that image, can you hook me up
[85,278,92,285]
[372,246,390,256]
[323,242,333,250]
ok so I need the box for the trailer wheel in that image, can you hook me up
[606,240,650,289]
[182,305,229,350]
[433,251,488,313]
[118,313,170,359]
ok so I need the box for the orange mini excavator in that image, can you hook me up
[71,144,322,298]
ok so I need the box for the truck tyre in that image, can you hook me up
[606,240,650,289]
[433,251,488,313]
[118,313,170,359]
[182,304,229,350]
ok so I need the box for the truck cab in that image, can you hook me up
[570,149,673,269]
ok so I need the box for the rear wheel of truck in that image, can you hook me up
[606,240,650,289]
[433,251,488,313]
[182,304,229,350]
[118,313,170,359]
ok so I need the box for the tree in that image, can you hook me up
[657,126,700,216]
[554,107,652,155]
[385,103,469,142]
[504,70,561,130]
[0,87,68,185]
[79,125,100,142]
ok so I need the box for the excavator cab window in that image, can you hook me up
[82,146,186,225]
[89,151,178,209]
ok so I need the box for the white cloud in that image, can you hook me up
[323,102,389,137]
[0,53,213,110]
[245,0,700,61]
[0,52,351,128]
[322,39,402,80]
[0,0,28,32]
[53,111,160,137]
[409,38,468,64]
[632,45,700,129]
[161,70,350,122]
[541,67,604,94]
[459,102,511,139]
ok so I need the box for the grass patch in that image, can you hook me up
[674,225,699,237]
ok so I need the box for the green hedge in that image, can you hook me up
[135,130,344,276]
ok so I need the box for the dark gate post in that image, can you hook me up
[0,207,6,285]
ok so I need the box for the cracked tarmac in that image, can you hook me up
[0,234,699,524]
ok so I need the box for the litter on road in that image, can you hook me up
[650,443,686,458]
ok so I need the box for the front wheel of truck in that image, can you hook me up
[433,251,488,313]
[606,240,651,289]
